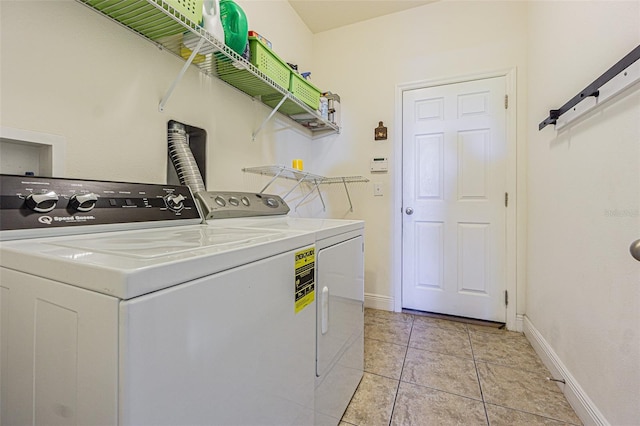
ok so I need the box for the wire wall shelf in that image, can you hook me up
[77,0,340,138]
[243,165,369,212]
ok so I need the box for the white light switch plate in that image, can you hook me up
[373,182,383,196]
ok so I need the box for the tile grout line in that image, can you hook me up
[465,327,582,425]
[386,314,414,426]
[467,326,491,426]
[406,323,479,362]
[470,361,584,425]
[483,402,584,426]
[361,310,582,426]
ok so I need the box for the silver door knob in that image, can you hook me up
[405,207,414,215]
[630,239,640,262]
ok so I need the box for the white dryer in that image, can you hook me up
[0,175,318,425]
[202,195,365,426]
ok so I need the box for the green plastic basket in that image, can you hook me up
[290,72,321,110]
[216,54,279,97]
[83,0,203,40]
[248,37,291,90]
[215,36,291,97]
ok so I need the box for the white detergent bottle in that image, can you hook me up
[203,0,225,46]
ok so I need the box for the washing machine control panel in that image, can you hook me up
[196,191,290,219]
[0,174,202,237]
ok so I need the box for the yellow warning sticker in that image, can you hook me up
[295,247,315,313]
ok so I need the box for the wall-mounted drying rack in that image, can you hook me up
[242,165,369,212]
[76,0,340,139]
[539,44,640,131]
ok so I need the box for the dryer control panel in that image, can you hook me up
[0,174,202,239]
[196,191,290,219]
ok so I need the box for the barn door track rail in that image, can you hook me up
[539,44,640,131]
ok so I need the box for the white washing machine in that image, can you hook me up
[202,193,365,426]
[0,175,318,425]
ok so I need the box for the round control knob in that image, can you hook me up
[214,196,226,207]
[264,197,279,208]
[241,197,250,206]
[164,194,186,212]
[25,191,59,213]
[69,193,99,212]
[228,197,240,207]
[630,239,640,262]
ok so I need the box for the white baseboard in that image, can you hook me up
[523,316,608,426]
[515,314,524,332]
[364,293,394,311]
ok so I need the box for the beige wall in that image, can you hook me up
[526,1,640,423]
[310,0,529,313]
[0,0,315,197]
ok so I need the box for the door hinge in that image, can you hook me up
[504,94,509,109]
[505,192,509,207]
[505,290,509,306]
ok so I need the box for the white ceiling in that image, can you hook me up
[288,0,437,34]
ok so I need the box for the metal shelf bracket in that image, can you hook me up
[283,174,308,199]
[295,178,325,212]
[342,177,354,212]
[252,95,288,141]
[159,37,205,112]
[258,168,285,194]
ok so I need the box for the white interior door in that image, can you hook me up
[402,76,508,322]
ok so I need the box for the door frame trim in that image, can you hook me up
[392,68,519,330]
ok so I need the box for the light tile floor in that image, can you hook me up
[340,309,582,426]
